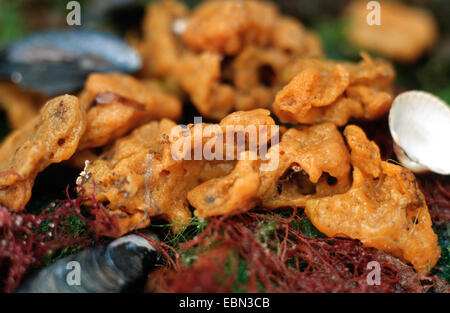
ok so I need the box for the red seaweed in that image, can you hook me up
[145,210,448,293]
[418,174,450,226]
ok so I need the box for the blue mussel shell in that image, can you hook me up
[0,28,142,95]
[17,234,156,293]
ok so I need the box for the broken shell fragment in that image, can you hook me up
[389,91,450,175]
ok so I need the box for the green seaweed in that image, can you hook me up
[258,219,277,244]
[156,216,209,249]
[437,87,450,105]
[314,18,360,61]
[298,216,326,239]
[0,1,27,46]
[223,251,250,293]
[432,224,450,283]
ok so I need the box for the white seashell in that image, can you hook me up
[389,91,450,175]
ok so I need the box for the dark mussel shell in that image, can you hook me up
[0,29,141,96]
[17,234,156,293]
